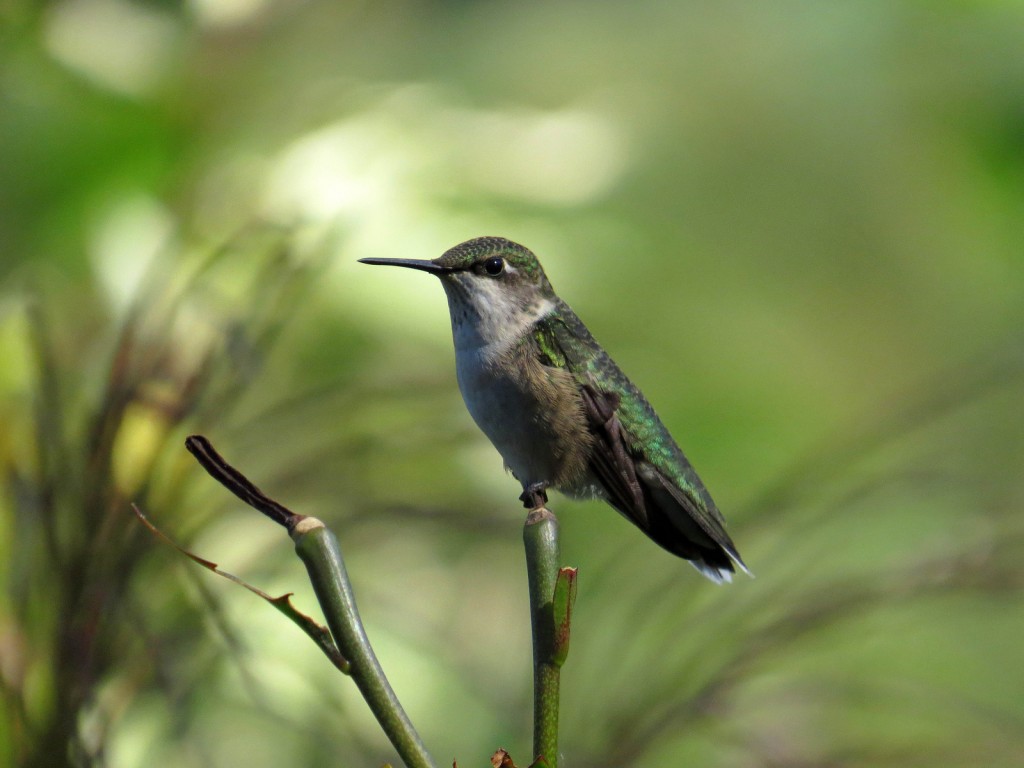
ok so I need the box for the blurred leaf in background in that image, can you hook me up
[1,1,1022,766]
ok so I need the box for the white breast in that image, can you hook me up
[445,292,559,487]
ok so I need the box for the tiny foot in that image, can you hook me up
[519,482,549,510]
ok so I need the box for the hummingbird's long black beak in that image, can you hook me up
[358,257,452,274]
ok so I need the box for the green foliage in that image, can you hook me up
[1,1,1023,766]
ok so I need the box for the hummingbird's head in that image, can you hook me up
[360,237,557,347]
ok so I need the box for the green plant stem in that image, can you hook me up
[292,518,436,768]
[523,507,561,768]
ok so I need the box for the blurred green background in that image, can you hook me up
[2,1,1023,766]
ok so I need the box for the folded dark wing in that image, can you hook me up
[533,302,747,582]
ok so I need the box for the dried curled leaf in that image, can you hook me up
[132,503,349,673]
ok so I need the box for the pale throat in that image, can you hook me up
[443,278,555,359]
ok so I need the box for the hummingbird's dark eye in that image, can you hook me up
[482,257,505,276]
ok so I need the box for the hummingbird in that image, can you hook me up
[360,236,747,583]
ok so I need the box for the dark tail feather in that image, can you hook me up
[638,463,750,584]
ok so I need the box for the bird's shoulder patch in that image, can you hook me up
[532,321,568,369]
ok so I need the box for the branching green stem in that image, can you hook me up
[292,518,436,768]
[185,436,436,768]
[523,507,561,768]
